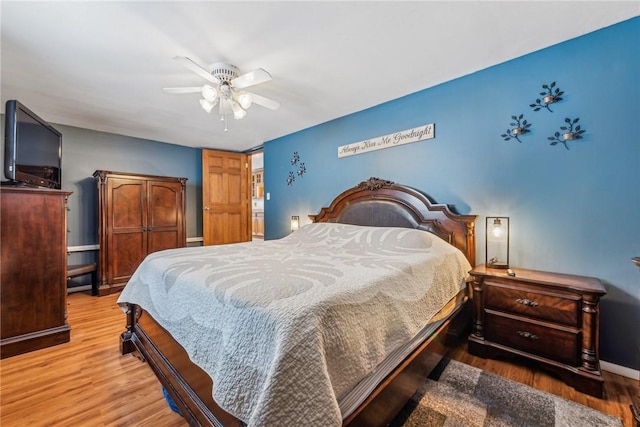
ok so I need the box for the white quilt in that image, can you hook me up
[117,222,471,426]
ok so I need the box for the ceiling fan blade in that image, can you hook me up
[174,56,220,84]
[163,86,202,94]
[250,93,280,110]
[231,68,272,89]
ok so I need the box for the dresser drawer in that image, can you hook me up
[484,311,580,366]
[484,280,580,327]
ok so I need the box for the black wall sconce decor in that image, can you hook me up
[547,117,585,150]
[287,171,296,185]
[501,114,532,143]
[296,162,306,177]
[530,81,564,112]
[290,151,300,165]
[287,151,307,185]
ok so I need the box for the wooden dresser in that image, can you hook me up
[1,186,72,358]
[468,264,606,397]
[94,171,187,296]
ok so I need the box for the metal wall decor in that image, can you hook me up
[499,80,587,150]
[501,114,532,143]
[530,81,564,112]
[287,151,306,185]
[547,117,585,150]
[290,151,300,165]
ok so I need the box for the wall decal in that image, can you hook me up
[338,123,435,158]
[287,151,306,185]
[547,117,585,150]
[501,114,532,143]
[530,82,564,112]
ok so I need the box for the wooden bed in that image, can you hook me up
[120,177,476,426]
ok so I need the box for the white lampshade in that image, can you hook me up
[202,85,218,103]
[199,99,214,113]
[236,92,253,109]
[232,102,247,120]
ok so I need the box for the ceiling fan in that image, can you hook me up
[164,56,280,131]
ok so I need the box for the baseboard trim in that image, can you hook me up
[601,360,639,380]
[68,238,204,253]
[68,285,92,294]
[67,244,99,253]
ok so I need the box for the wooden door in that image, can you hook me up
[107,177,147,286]
[147,180,186,254]
[202,150,251,245]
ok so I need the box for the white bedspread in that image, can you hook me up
[118,222,471,426]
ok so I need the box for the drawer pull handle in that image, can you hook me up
[516,298,539,307]
[517,330,539,340]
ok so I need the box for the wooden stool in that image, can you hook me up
[67,263,98,296]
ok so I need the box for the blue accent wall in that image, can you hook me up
[263,18,640,369]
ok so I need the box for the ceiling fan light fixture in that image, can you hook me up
[232,102,247,120]
[168,57,279,131]
[235,92,253,110]
[202,85,218,103]
[199,98,215,113]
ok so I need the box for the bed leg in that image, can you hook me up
[120,303,136,355]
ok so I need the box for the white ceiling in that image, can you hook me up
[1,1,638,152]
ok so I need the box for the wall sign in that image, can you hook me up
[338,123,435,158]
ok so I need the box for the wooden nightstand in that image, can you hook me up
[468,264,606,398]
[630,257,640,426]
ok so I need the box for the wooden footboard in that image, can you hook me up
[121,296,469,427]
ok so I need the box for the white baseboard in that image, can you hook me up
[67,244,99,253]
[68,238,204,253]
[67,284,92,294]
[601,360,639,380]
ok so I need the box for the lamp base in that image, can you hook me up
[487,261,509,269]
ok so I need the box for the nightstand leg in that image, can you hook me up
[470,278,484,338]
[581,295,600,371]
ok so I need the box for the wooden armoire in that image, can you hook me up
[94,171,187,296]
[1,186,72,358]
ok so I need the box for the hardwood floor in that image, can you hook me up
[1,291,636,426]
[1,292,185,427]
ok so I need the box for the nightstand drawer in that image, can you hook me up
[485,311,580,366]
[484,280,580,327]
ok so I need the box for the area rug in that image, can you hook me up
[391,358,623,427]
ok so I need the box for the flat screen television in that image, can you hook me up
[4,99,62,189]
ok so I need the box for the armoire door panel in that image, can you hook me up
[95,171,187,296]
[148,181,183,228]
[148,230,182,254]
[110,181,146,229]
[110,231,146,283]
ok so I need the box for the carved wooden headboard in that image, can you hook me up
[310,177,476,265]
